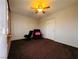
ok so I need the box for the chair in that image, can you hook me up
[32,29,43,39]
[24,31,33,40]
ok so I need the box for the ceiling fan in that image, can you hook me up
[31,0,50,14]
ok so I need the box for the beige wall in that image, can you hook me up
[11,12,38,40]
[40,4,78,47]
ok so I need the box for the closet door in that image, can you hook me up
[44,19,55,39]
[40,19,55,40]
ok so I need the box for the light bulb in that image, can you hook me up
[37,9,43,12]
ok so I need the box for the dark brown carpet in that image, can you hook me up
[8,39,78,59]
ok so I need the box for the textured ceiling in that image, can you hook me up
[9,0,77,19]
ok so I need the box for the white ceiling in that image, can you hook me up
[9,0,77,19]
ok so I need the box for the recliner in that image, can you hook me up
[32,29,43,39]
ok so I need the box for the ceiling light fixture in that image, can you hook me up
[31,0,50,14]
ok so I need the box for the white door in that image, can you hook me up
[0,0,8,59]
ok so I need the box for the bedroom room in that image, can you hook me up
[0,0,78,59]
